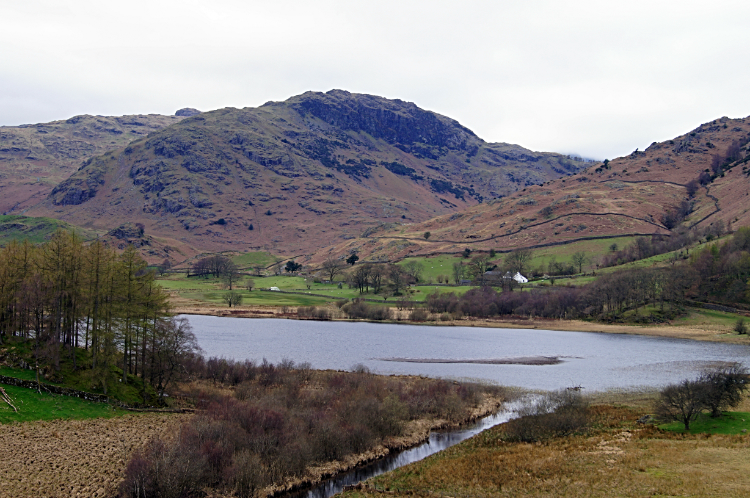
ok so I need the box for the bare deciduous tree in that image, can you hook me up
[222,291,244,308]
[506,248,533,276]
[699,363,748,417]
[402,261,423,283]
[468,255,492,286]
[452,261,465,285]
[322,256,345,283]
[654,379,707,430]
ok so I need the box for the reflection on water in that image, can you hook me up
[184,315,750,392]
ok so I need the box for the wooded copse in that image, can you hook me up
[0,230,195,399]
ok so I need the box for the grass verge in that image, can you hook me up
[659,411,750,434]
[0,383,119,424]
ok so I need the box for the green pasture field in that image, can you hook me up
[397,237,637,283]
[396,254,465,283]
[160,270,478,308]
[671,307,748,331]
[0,383,120,423]
[660,411,750,434]
[513,235,637,272]
[230,251,279,269]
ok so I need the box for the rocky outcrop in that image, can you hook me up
[285,89,479,152]
[175,108,201,117]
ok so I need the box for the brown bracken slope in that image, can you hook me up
[313,115,750,263]
[26,90,589,260]
[0,114,185,214]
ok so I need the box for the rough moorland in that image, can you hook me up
[27,90,588,258]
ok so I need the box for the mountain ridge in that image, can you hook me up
[26,90,589,259]
[0,113,186,214]
[310,115,750,263]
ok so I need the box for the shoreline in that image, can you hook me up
[172,303,750,345]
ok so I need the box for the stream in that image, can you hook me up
[288,400,527,498]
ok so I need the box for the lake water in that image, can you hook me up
[184,316,750,391]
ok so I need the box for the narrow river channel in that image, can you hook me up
[286,400,527,498]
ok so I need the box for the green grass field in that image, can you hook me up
[0,215,99,246]
[660,411,750,434]
[0,340,157,406]
[160,270,478,307]
[671,308,747,330]
[230,251,279,269]
[0,383,121,423]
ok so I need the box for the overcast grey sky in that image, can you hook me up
[2,0,749,159]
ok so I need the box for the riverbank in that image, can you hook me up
[264,392,508,498]
[344,395,750,498]
[172,301,750,345]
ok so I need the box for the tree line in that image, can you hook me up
[0,231,194,398]
[425,227,750,322]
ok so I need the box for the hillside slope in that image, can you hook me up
[314,115,750,262]
[27,90,588,257]
[0,113,186,214]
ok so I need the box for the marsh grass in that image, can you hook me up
[349,401,750,498]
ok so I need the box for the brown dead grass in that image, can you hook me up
[348,404,750,498]
[0,413,187,498]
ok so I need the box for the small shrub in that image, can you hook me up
[409,308,429,321]
[734,318,747,335]
[503,390,590,442]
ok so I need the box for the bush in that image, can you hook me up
[735,318,747,335]
[409,308,429,321]
[503,390,590,442]
[122,359,503,498]
[699,363,748,417]
[297,306,331,320]
[342,300,391,320]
